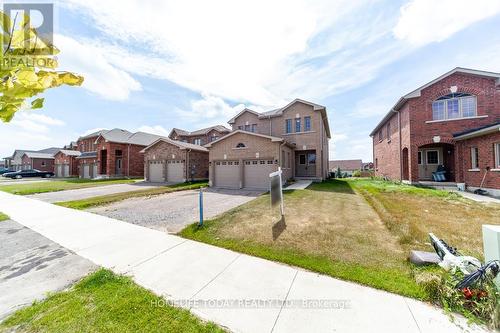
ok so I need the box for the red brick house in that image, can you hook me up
[21,152,55,172]
[141,138,209,183]
[54,150,81,177]
[371,67,500,196]
[76,129,164,179]
[169,125,230,146]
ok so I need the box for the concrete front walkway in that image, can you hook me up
[0,192,488,333]
[283,180,312,190]
[453,190,500,204]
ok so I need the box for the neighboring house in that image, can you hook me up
[21,152,55,172]
[3,157,12,169]
[8,147,60,171]
[169,125,231,145]
[141,138,209,183]
[370,67,500,195]
[362,162,374,171]
[329,159,362,176]
[54,150,81,177]
[76,128,164,179]
[63,141,78,150]
[206,99,331,189]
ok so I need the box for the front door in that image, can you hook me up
[418,148,442,180]
[115,158,122,175]
[295,151,316,177]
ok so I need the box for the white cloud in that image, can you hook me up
[82,127,108,136]
[10,112,65,133]
[136,125,170,137]
[55,35,142,101]
[394,0,500,46]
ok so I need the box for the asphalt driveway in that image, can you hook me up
[88,188,262,233]
[26,182,161,203]
[0,219,96,319]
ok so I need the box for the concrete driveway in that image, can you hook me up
[0,219,96,319]
[27,182,161,203]
[89,188,262,233]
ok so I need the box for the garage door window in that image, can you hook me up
[299,154,306,165]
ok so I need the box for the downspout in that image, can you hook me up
[397,109,402,182]
[269,116,272,136]
[127,144,130,177]
[186,149,191,182]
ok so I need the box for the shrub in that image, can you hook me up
[352,170,361,177]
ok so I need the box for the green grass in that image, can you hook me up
[0,212,9,221]
[0,269,224,333]
[56,181,208,210]
[0,178,139,195]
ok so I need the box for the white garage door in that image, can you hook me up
[214,161,240,189]
[63,164,70,177]
[92,164,98,178]
[167,160,184,183]
[243,160,275,190]
[149,161,164,182]
[82,165,90,179]
[55,164,63,177]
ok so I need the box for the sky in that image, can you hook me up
[1,0,500,162]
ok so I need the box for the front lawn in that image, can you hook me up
[0,212,9,221]
[56,181,208,209]
[0,269,224,333]
[180,179,500,301]
[0,178,139,195]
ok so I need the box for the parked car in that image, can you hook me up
[2,169,54,179]
[0,167,14,175]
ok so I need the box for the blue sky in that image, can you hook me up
[2,0,500,161]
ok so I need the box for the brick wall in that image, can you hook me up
[54,152,78,176]
[173,129,228,146]
[456,131,500,189]
[77,136,99,152]
[95,138,146,177]
[21,155,54,172]
[143,141,209,181]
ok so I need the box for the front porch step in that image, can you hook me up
[418,181,458,190]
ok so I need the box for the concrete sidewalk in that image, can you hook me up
[0,191,489,333]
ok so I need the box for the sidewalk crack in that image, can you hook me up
[125,239,189,273]
[271,269,298,333]
[404,298,422,333]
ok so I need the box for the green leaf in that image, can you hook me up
[31,98,44,109]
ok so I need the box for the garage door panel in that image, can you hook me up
[167,160,184,183]
[82,165,90,179]
[243,160,275,190]
[214,161,239,189]
[149,161,164,182]
[63,165,70,177]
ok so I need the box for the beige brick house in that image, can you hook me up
[206,99,331,189]
[141,138,209,183]
[169,125,230,146]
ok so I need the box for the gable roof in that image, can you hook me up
[227,98,331,138]
[140,137,209,153]
[78,129,108,140]
[57,149,82,157]
[370,67,500,136]
[76,151,97,159]
[169,125,231,138]
[453,121,500,140]
[329,159,363,171]
[23,152,55,159]
[94,129,165,146]
[204,129,284,148]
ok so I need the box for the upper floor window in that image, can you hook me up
[295,118,301,132]
[386,122,391,140]
[194,138,202,145]
[495,143,500,169]
[304,116,311,131]
[251,124,257,133]
[236,143,246,148]
[378,130,383,142]
[285,119,292,133]
[244,124,250,131]
[432,93,476,121]
[210,136,218,142]
[238,126,243,130]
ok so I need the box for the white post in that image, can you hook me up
[483,224,500,287]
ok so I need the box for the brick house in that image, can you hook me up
[169,125,230,145]
[329,159,363,176]
[75,129,163,179]
[21,152,55,172]
[370,67,500,196]
[54,149,81,177]
[7,147,60,171]
[141,138,209,183]
[206,99,331,189]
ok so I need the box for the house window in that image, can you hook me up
[432,93,477,121]
[238,126,243,130]
[41,161,46,167]
[471,147,479,169]
[285,119,292,133]
[287,152,290,168]
[236,143,246,148]
[251,124,257,133]
[281,150,285,167]
[244,124,251,132]
[308,153,316,165]
[375,158,378,169]
[299,154,306,165]
[494,143,500,169]
[417,151,422,165]
[194,138,202,145]
[210,136,218,142]
[304,116,311,131]
[426,150,439,165]
[378,130,383,142]
[295,118,301,132]
[386,123,391,141]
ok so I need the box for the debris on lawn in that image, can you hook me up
[409,250,440,266]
